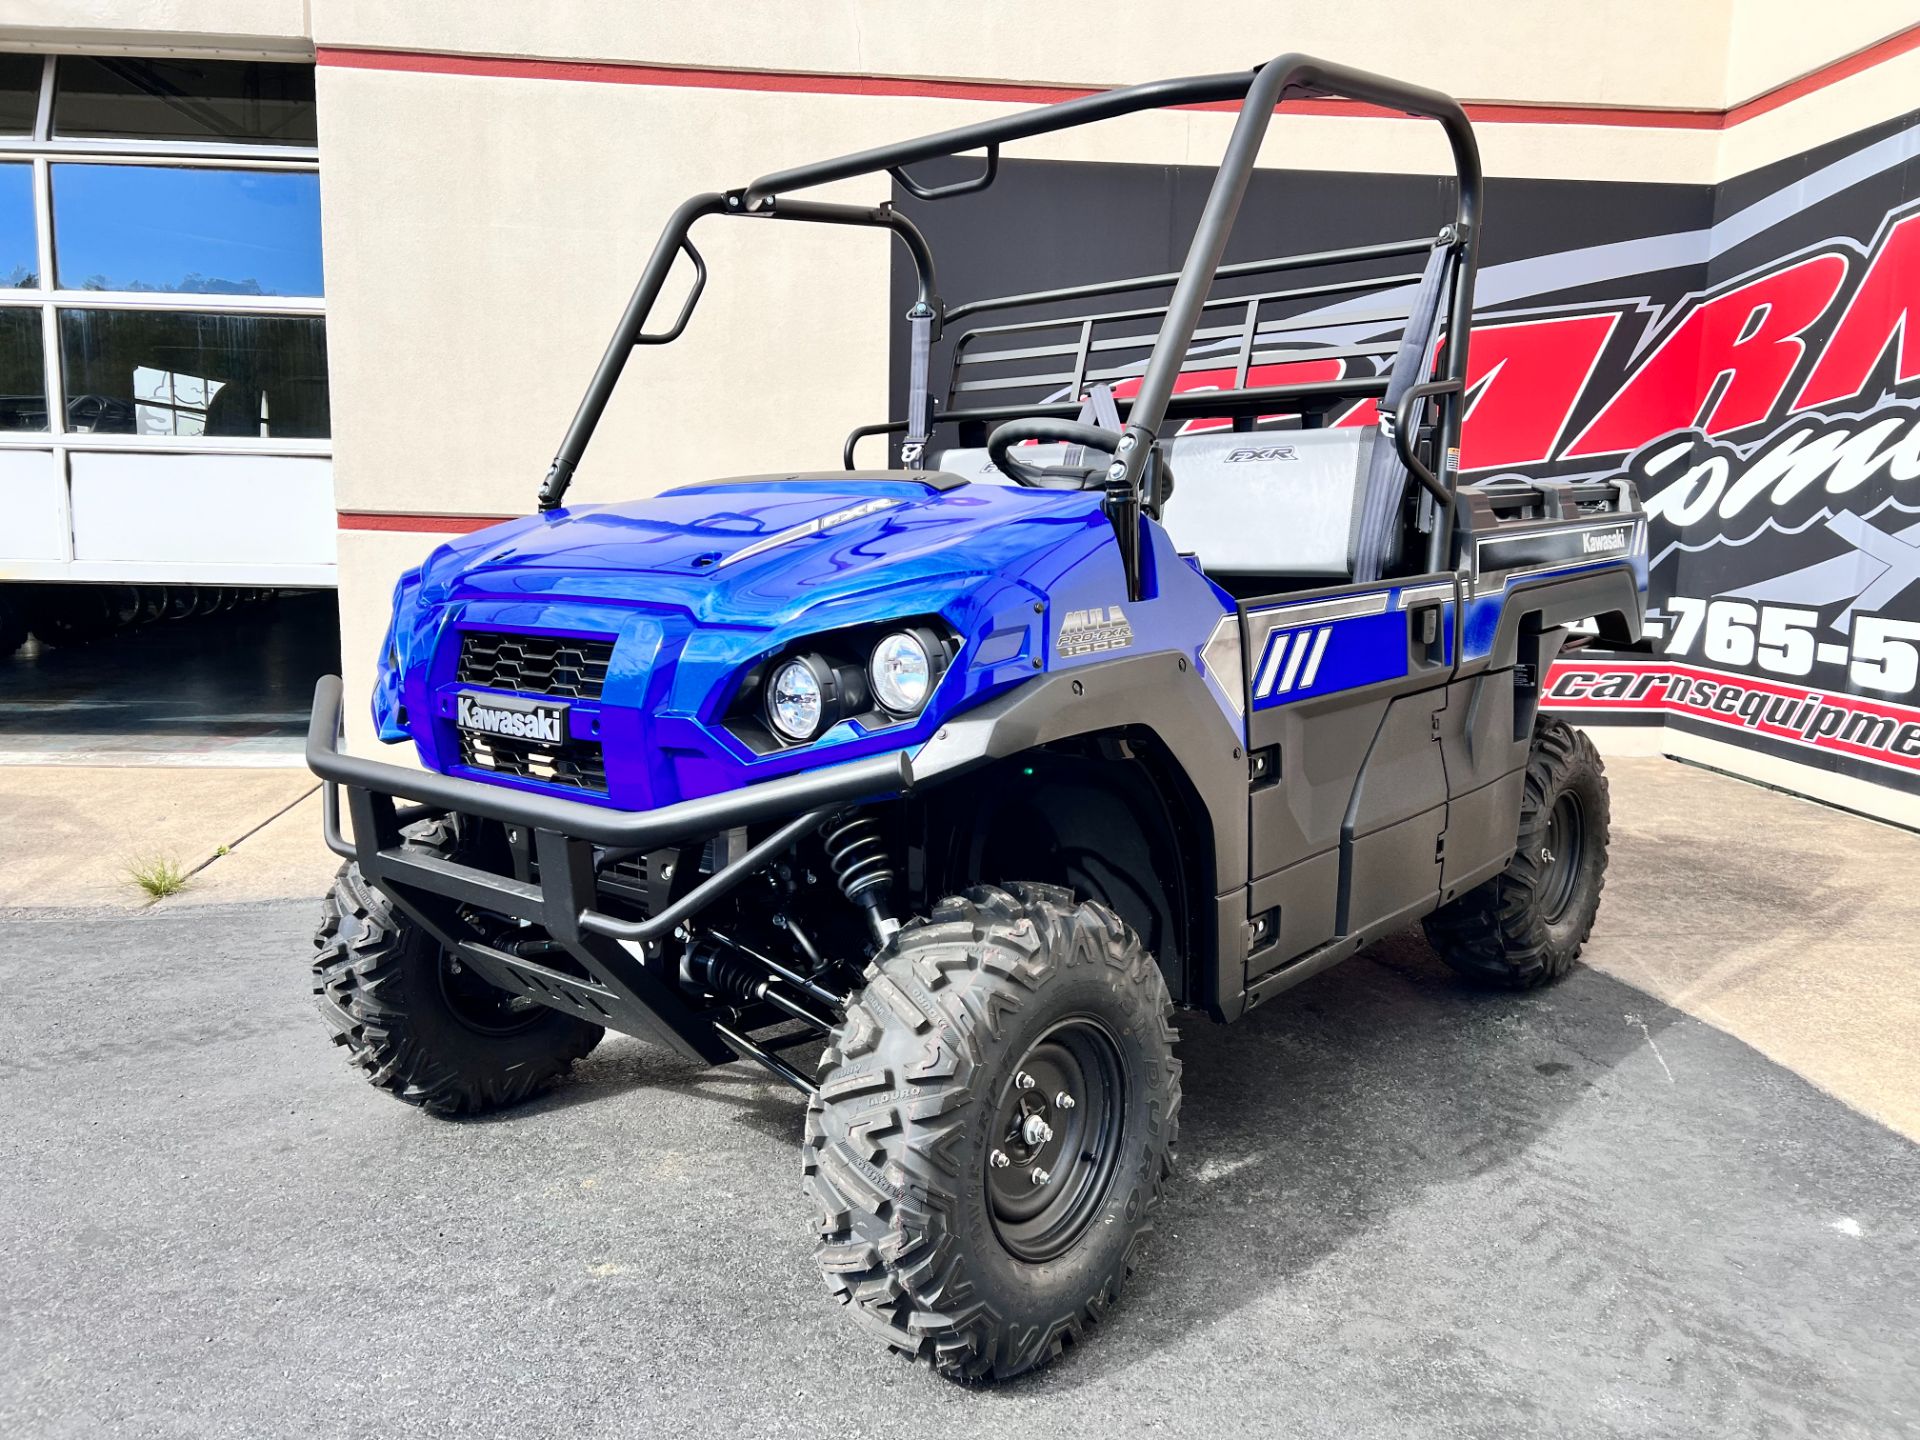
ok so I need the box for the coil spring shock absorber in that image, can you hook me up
[821,811,899,944]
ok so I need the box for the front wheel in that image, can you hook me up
[311,824,602,1115]
[1424,713,1610,988]
[805,883,1180,1381]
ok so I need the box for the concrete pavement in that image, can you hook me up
[2,900,1915,1437]
[0,767,332,911]
[1582,759,1920,1141]
[1,752,1917,1435]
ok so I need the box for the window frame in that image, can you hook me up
[0,53,326,460]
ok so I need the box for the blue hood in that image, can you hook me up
[375,470,1236,811]
[417,474,1115,628]
[375,471,1144,809]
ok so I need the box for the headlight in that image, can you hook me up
[741,625,947,750]
[869,630,935,713]
[766,656,828,741]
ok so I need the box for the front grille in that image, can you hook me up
[458,730,608,792]
[457,631,613,700]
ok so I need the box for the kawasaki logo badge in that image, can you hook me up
[1057,605,1134,657]
[456,692,568,744]
[1583,529,1629,554]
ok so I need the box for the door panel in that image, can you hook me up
[1442,771,1525,895]
[1437,668,1528,794]
[1434,669,1530,896]
[1249,691,1390,877]
[1340,690,1447,936]
[1347,690,1448,839]
[1239,574,1457,977]
[1347,804,1448,937]
[1242,573,1455,879]
[1246,849,1339,981]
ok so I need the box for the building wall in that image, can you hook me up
[4,0,309,53]
[309,2,1741,110]
[9,2,1920,815]
[292,6,1920,762]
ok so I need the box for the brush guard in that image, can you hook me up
[306,675,913,1080]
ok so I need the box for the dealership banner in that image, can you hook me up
[893,109,1920,819]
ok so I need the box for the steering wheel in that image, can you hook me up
[986,417,1122,489]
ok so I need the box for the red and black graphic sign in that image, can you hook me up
[893,110,1920,807]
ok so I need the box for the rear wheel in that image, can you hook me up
[311,823,602,1114]
[805,883,1179,1381]
[1424,714,1609,989]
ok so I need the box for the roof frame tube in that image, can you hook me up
[538,194,939,511]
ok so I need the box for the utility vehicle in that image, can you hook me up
[307,53,1646,1381]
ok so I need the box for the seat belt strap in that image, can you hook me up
[1064,382,1123,469]
[1353,236,1453,583]
[902,304,934,469]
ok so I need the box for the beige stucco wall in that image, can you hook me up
[0,0,309,52]
[1722,0,1916,103]
[311,0,1739,110]
[1715,33,1920,180]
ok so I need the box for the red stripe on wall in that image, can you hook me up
[315,47,1107,106]
[316,23,1920,131]
[337,511,514,534]
[1725,23,1920,126]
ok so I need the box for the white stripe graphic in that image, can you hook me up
[1255,632,1292,698]
[1298,628,1332,688]
[1275,630,1310,694]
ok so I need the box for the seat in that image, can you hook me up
[930,426,1379,580]
[1156,428,1377,579]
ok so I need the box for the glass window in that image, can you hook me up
[52,57,316,146]
[0,53,39,136]
[60,309,328,438]
[0,308,48,431]
[52,165,322,296]
[0,164,33,287]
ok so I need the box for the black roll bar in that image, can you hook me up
[537,52,1483,546]
[537,195,941,511]
[1100,57,1478,534]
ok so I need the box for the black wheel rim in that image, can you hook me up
[437,951,545,1037]
[1538,791,1585,925]
[985,1017,1127,1264]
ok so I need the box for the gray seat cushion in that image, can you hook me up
[1157,429,1375,577]
[930,427,1377,578]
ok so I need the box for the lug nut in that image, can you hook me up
[989,1149,1010,1169]
[1055,1092,1075,1110]
[1015,1071,1036,1091]
[1030,1166,1051,1186]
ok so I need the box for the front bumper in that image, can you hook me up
[305,674,913,1062]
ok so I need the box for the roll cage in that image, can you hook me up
[536,53,1483,578]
